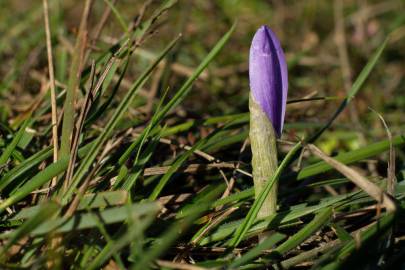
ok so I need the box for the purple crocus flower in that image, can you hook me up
[249,25,288,137]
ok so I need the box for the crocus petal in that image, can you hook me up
[249,25,288,137]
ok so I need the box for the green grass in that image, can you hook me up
[0,1,404,269]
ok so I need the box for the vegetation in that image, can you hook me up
[0,0,404,269]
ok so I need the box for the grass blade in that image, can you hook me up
[0,119,30,166]
[59,0,91,159]
[0,142,94,193]
[315,212,395,269]
[269,207,332,258]
[132,186,224,270]
[63,35,181,203]
[0,157,69,214]
[0,202,59,259]
[33,202,160,236]
[229,233,286,268]
[11,190,128,220]
[307,37,389,143]
[296,135,405,180]
[229,141,303,247]
[118,22,236,165]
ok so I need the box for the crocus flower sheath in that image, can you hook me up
[249,25,288,219]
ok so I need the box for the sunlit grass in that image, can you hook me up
[0,1,404,269]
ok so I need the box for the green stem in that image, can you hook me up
[59,0,91,161]
[249,94,278,219]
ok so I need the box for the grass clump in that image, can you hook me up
[0,1,404,269]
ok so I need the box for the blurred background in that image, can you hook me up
[0,0,404,154]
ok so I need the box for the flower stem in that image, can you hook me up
[249,94,278,220]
